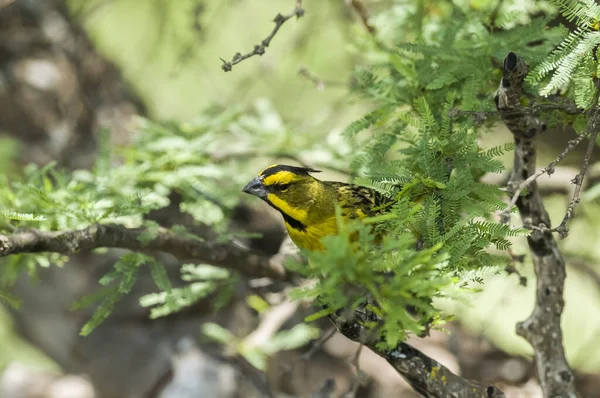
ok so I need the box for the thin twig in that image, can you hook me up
[506,248,527,286]
[449,101,582,125]
[297,67,347,91]
[220,0,305,72]
[500,131,591,221]
[488,0,505,30]
[346,0,376,34]
[553,113,600,238]
[301,327,337,361]
[342,344,364,397]
[279,326,337,379]
[530,101,582,115]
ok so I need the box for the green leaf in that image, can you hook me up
[203,322,236,345]
[79,293,121,336]
[246,294,270,314]
[0,289,22,309]
[264,324,319,354]
[0,211,46,221]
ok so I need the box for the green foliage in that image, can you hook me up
[202,320,319,371]
[281,2,587,347]
[76,252,149,336]
[293,89,527,346]
[290,207,450,346]
[1,0,594,353]
[528,0,600,107]
[0,100,337,335]
[140,263,233,319]
[350,4,564,116]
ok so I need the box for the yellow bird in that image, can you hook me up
[242,164,387,251]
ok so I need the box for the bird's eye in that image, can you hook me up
[278,183,290,192]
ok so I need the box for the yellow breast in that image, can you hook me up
[284,217,338,252]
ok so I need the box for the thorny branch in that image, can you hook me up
[500,130,591,220]
[220,0,304,72]
[554,118,600,238]
[494,51,578,398]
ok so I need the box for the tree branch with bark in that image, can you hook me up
[0,221,508,397]
[494,51,579,398]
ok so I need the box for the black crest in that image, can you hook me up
[259,164,321,177]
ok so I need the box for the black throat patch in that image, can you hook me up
[263,197,307,231]
[281,212,307,232]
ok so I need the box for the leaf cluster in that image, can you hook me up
[0,100,340,334]
[528,0,600,109]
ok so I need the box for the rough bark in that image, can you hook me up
[494,51,579,398]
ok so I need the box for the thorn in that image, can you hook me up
[273,13,285,24]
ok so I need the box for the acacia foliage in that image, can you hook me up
[0,0,595,354]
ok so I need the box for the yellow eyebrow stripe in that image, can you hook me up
[267,193,307,222]
[263,171,299,186]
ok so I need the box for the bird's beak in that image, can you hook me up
[242,176,267,199]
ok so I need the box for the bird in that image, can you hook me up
[242,164,388,252]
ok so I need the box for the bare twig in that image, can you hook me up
[220,1,305,72]
[0,224,288,280]
[342,344,364,397]
[553,115,600,238]
[530,101,582,115]
[297,67,347,91]
[449,101,581,125]
[506,248,527,286]
[298,67,326,91]
[448,108,497,124]
[346,0,376,34]
[494,51,578,398]
[500,130,591,220]
[301,327,337,361]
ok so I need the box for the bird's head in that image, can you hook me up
[242,164,323,228]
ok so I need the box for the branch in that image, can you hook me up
[0,222,508,396]
[553,114,600,237]
[346,0,376,34]
[0,224,287,280]
[500,130,590,219]
[494,51,578,398]
[297,67,347,91]
[329,311,506,398]
[220,0,305,72]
